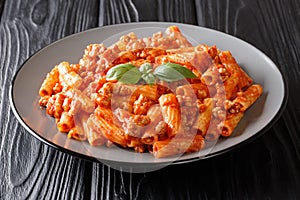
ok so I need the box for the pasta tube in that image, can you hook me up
[159,93,181,137]
[39,66,59,96]
[153,135,205,158]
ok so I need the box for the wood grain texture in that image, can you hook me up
[1,0,300,199]
[99,0,138,26]
[0,0,3,19]
[0,0,98,199]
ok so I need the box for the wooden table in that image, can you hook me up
[1,0,299,199]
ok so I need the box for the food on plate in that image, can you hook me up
[38,26,263,158]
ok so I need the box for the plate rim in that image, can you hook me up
[9,22,289,167]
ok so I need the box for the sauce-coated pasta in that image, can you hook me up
[38,26,263,158]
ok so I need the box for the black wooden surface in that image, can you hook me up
[1,0,300,199]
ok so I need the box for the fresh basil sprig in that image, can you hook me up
[139,63,157,85]
[153,63,197,82]
[106,64,142,84]
[106,62,197,84]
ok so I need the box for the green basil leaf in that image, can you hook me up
[106,64,142,84]
[119,69,142,84]
[139,63,153,74]
[141,73,157,85]
[106,64,136,80]
[153,63,197,82]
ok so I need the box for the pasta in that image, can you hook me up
[38,26,263,158]
[159,93,181,137]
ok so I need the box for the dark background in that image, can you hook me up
[1,0,300,199]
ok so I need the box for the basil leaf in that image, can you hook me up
[139,63,153,74]
[139,63,156,85]
[142,73,157,85]
[106,64,142,84]
[153,63,197,82]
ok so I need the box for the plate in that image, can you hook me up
[10,22,287,172]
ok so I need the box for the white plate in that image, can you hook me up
[10,22,287,172]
